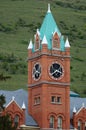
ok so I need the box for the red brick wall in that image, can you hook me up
[5,101,25,128]
[28,44,70,129]
[73,107,86,130]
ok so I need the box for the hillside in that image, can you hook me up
[0,0,86,96]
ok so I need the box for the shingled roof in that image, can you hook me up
[0,89,86,123]
[0,89,38,126]
[70,96,86,118]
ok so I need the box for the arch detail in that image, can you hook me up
[48,112,57,120]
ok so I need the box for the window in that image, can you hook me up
[14,115,19,128]
[51,96,56,103]
[57,116,62,130]
[85,122,86,130]
[34,97,40,105]
[57,97,61,103]
[52,32,60,50]
[78,120,82,130]
[35,40,40,50]
[51,96,61,104]
[34,33,40,50]
[53,40,59,49]
[50,116,54,128]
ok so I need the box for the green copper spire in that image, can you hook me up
[30,4,66,52]
[40,4,62,50]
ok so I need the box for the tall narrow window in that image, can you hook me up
[78,120,82,130]
[85,122,86,130]
[57,97,61,104]
[50,116,54,128]
[51,96,56,103]
[34,32,40,50]
[34,96,40,105]
[57,116,62,130]
[14,115,19,128]
[52,32,60,50]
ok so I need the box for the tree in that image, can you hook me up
[0,95,16,130]
[0,94,6,111]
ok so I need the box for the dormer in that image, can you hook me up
[52,31,60,49]
[34,29,40,51]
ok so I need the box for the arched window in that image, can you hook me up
[85,121,86,130]
[34,32,40,50]
[14,115,19,128]
[49,116,54,128]
[78,120,82,130]
[57,116,62,130]
[85,122,86,130]
[52,32,60,50]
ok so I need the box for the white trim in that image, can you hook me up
[28,40,33,49]
[73,106,77,113]
[20,125,40,129]
[47,3,51,13]
[6,98,23,110]
[22,102,26,109]
[42,35,48,45]
[76,105,85,115]
[65,37,70,48]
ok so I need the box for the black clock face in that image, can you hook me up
[50,63,63,79]
[32,63,41,80]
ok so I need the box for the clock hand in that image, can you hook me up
[37,67,41,73]
[58,66,62,71]
[57,70,62,74]
[51,69,57,75]
[52,69,62,75]
[33,68,36,75]
[36,70,40,74]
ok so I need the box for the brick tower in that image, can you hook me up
[28,4,70,130]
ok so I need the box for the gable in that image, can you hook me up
[76,107,86,119]
[5,100,22,113]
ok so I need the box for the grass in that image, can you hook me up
[0,74,27,90]
[0,0,86,97]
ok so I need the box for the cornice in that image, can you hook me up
[28,52,71,61]
[28,80,70,87]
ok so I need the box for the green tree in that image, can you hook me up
[0,94,6,110]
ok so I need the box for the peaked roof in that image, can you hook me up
[70,97,86,118]
[40,5,61,50]
[0,89,38,126]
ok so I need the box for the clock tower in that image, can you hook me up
[28,4,70,130]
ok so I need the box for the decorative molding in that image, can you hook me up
[28,80,70,87]
[28,52,71,61]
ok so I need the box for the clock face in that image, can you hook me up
[32,63,41,80]
[49,63,63,79]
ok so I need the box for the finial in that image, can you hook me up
[65,37,70,48]
[82,102,85,108]
[28,40,33,49]
[12,96,15,101]
[48,3,51,13]
[37,29,40,36]
[73,106,76,113]
[22,102,26,109]
[42,35,48,45]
